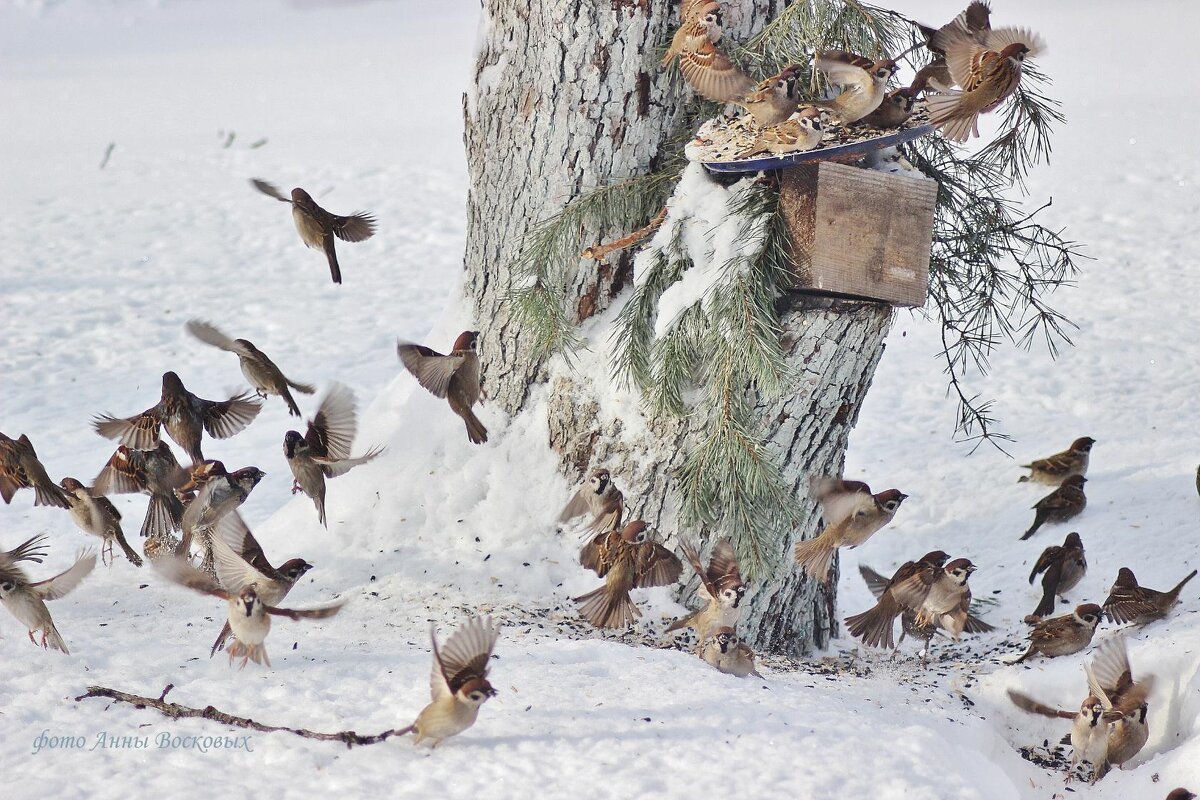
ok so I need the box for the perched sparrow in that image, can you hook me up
[1007,690,1114,781]
[157,534,341,668]
[59,477,142,567]
[94,443,188,551]
[284,383,384,528]
[251,179,376,285]
[0,549,97,654]
[1026,532,1087,621]
[737,108,823,157]
[179,461,266,575]
[807,51,898,124]
[926,26,1045,142]
[1086,634,1152,782]
[857,562,993,664]
[794,477,907,583]
[93,371,263,465]
[737,65,803,127]
[1019,437,1095,485]
[558,468,624,538]
[185,319,315,417]
[666,537,745,642]
[575,520,683,629]
[396,616,500,747]
[699,627,762,678]
[397,331,487,445]
[1022,474,1087,540]
[860,87,918,128]
[0,432,69,508]
[1103,567,1197,626]
[1010,603,1103,664]
[205,514,315,658]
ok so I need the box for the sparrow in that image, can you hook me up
[396,616,500,747]
[185,319,315,417]
[699,627,762,678]
[911,1,992,63]
[807,51,898,124]
[558,468,624,538]
[666,537,745,642]
[794,477,908,583]
[925,26,1045,142]
[575,520,683,629]
[911,557,977,637]
[1166,790,1196,800]
[665,3,757,105]
[1102,567,1197,626]
[1022,474,1087,540]
[1019,437,1095,485]
[94,442,188,552]
[179,461,266,575]
[1086,634,1152,782]
[1007,690,1114,781]
[0,432,69,508]
[59,477,143,567]
[738,107,823,157]
[857,561,994,664]
[1010,603,1103,664]
[736,65,803,127]
[662,1,724,69]
[204,514,316,658]
[284,382,384,528]
[1026,532,1087,622]
[251,178,376,285]
[846,551,949,651]
[157,534,341,668]
[93,371,263,465]
[0,549,97,654]
[397,331,487,445]
[860,87,919,128]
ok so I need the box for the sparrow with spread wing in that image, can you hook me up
[558,468,624,538]
[575,520,683,629]
[185,319,315,417]
[0,432,69,509]
[0,548,96,654]
[794,477,907,583]
[666,537,745,642]
[397,331,487,445]
[807,51,898,124]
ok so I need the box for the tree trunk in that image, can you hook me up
[464,0,895,655]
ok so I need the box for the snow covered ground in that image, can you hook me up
[1,1,1198,798]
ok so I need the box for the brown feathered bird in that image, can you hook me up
[251,179,376,285]
[1102,567,1196,626]
[94,442,188,556]
[0,432,69,509]
[845,551,948,652]
[665,537,745,642]
[574,520,682,629]
[185,319,315,417]
[1010,603,1103,664]
[397,331,487,445]
[1086,634,1152,782]
[795,477,907,582]
[59,477,142,567]
[1019,437,1095,485]
[1022,474,1086,540]
[1026,532,1087,621]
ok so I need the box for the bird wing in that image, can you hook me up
[558,486,593,524]
[678,40,756,103]
[706,537,742,589]
[185,319,249,356]
[210,531,271,595]
[154,555,229,599]
[93,409,161,450]
[963,612,996,634]
[980,26,1045,58]
[632,541,684,589]
[1006,689,1076,720]
[679,540,716,597]
[1103,586,1157,624]
[579,531,615,577]
[93,447,146,495]
[199,392,263,439]
[858,564,890,600]
[1028,545,1063,584]
[397,342,464,400]
[430,616,499,700]
[812,477,875,528]
[889,565,939,611]
[264,602,344,620]
[939,28,985,90]
[330,212,377,243]
[213,512,276,577]
[250,178,291,202]
[1,534,49,567]
[316,445,384,478]
[305,382,358,461]
[92,493,123,522]
[31,552,97,600]
[813,50,873,88]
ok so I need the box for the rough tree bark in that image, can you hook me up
[464,0,895,655]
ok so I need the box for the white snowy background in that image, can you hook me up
[1,0,1197,798]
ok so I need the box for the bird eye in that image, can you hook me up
[0,581,13,592]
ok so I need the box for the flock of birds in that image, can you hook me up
[668,0,1043,161]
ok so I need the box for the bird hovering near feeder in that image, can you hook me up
[806,51,898,124]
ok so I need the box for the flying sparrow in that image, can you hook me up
[662,1,724,69]
[251,179,376,285]
[666,537,745,642]
[1007,690,1115,781]
[1086,633,1152,782]
[1102,567,1197,626]
[94,442,188,555]
[0,432,69,509]
[699,627,762,678]
[846,551,949,651]
[204,513,315,658]
[185,319,315,417]
[179,461,266,575]
[1010,603,1103,664]
[59,477,142,567]
[665,2,756,105]
[925,26,1045,142]
[1026,532,1087,622]
[806,51,898,124]
[575,520,683,629]
[1022,474,1087,540]
[396,616,500,747]
[397,331,487,445]
[794,477,908,583]
[860,87,918,128]
[911,1,993,62]
[0,549,97,654]
[93,371,263,465]
[157,534,341,668]
[284,382,384,528]
[1019,437,1095,485]
[738,107,823,157]
[558,468,624,538]
[910,557,977,637]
